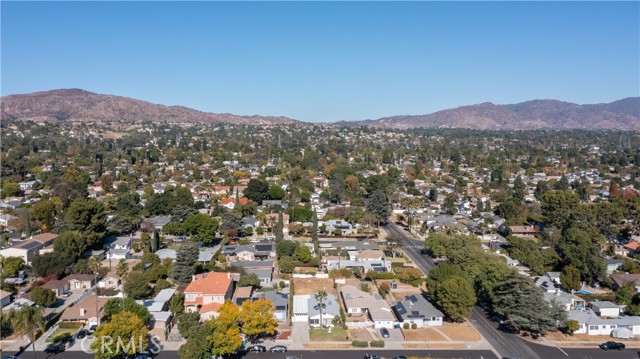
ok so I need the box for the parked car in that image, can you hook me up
[363,355,382,359]
[62,291,72,298]
[44,343,65,354]
[380,328,390,338]
[2,356,22,359]
[394,356,408,359]
[284,356,299,359]
[599,341,625,350]
[87,324,98,335]
[76,329,88,339]
[246,345,266,353]
[269,345,287,352]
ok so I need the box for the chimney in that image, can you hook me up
[192,274,196,281]
[227,272,231,279]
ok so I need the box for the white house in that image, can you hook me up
[590,301,624,317]
[340,285,396,329]
[568,309,640,336]
[392,295,443,327]
[308,293,340,328]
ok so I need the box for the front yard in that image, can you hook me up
[47,324,82,343]
[309,327,349,341]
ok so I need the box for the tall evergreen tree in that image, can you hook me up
[513,176,525,201]
[275,212,284,242]
[366,189,391,225]
[173,241,199,284]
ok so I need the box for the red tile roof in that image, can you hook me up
[184,272,233,296]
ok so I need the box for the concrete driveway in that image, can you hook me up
[371,327,404,342]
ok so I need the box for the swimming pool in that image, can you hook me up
[576,289,591,295]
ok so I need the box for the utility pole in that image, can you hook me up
[95,271,100,326]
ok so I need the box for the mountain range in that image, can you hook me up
[0,89,297,125]
[1,89,639,130]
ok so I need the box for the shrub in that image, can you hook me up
[403,323,410,329]
[411,323,417,329]
[370,340,385,348]
[351,340,368,348]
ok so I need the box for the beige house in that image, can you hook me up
[64,274,96,290]
[59,295,110,326]
[184,272,234,321]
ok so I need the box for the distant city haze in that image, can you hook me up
[1,1,638,122]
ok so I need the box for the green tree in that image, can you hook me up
[220,212,243,238]
[433,276,476,321]
[238,273,261,289]
[10,304,45,359]
[104,297,151,324]
[492,272,557,334]
[123,271,152,299]
[29,286,57,307]
[314,290,328,328]
[116,259,129,279]
[278,256,295,274]
[275,211,284,242]
[512,176,525,201]
[183,213,219,243]
[64,198,107,247]
[244,179,269,204]
[179,323,213,359]
[565,319,580,336]
[443,194,458,215]
[0,256,24,278]
[558,227,606,285]
[295,245,313,263]
[33,199,56,230]
[90,311,149,359]
[170,292,185,315]
[267,185,286,200]
[173,241,199,284]
[178,312,201,338]
[2,182,24,198]
[541,190,579,230]
[276,240,296,258]
[560,265,581,292]
[366,189,390,225]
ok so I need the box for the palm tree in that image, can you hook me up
[314,290,328,328]
[11,304,45,359]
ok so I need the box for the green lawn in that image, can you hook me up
[46,327,78,343]
[309,327,348,341]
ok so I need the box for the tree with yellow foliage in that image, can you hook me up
[90,311,149,359]
[240,298,278,342]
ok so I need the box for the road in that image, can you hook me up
[385,222,542,359]
[2,347,634,359]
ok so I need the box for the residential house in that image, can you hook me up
[323,220,357,235]
[533,275,563,294]
[1,240,44,264]
[509,225,540,240]
[41,280,70,298]
[0,214,18,227]
[231,260,274,271]
[568,309,640,336]
[98,271,122,290]
[220,197,249,210]
[543,292,586,311]
[105,236,131,260]
[0,290,12,308]
[184,272,234,321]
[252,290,289,323]
[232,286,253,306]
[245,268,273,287]
[590,301,624,317]
[392,295,444,327]
[59,295,110,326]
[605,259,624,274]
[623,242,640,257]
[340,285,396,329]
[610,274,640,292]
[222,244,275,261]
[64,274,96,290]
[308,293,340,328]
[137,288,175,336]
[149,216,172,231]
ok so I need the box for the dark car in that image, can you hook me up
[380,328,390,338]
[76,329,88,339]
[600,341,625,350]
[269,345,287,352]
[364,355,382,359]
[394,356,408,359]
[44,343,65,354]
[87,324,98,335]
[247,345,266,353]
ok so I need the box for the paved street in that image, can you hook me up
[2,347,636,359]
[385,222,540,359]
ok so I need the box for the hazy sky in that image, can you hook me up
[2,1,638,122]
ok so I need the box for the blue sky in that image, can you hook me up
[2,1,638,122]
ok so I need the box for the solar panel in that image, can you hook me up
[21,241,41,250]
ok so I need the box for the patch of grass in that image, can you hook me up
[46,327,78,343]
[309,327,348,341]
